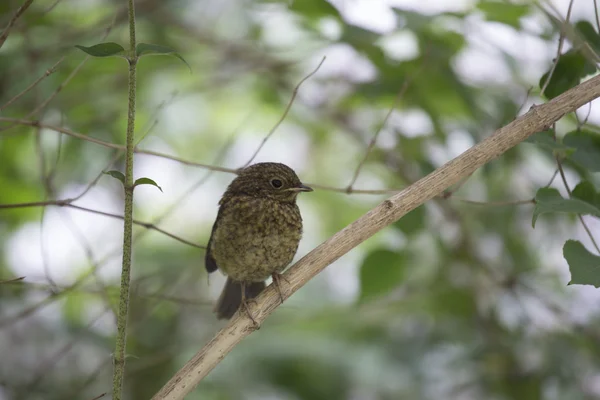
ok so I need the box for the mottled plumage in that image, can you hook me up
[205,162,312,323]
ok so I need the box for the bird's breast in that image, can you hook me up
[210,196,303,282]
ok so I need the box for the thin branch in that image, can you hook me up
[151,63,600,400]
[0,57,64,112]
[308,183,398,194]
[0,11,118,133]
[0,118,124,148]
[556,157,600,253]
[26,12,118,119]
[0,276,25,284]
[577,102,593,129]
[135,147,237,173]
[0,200,206,249]
[34,123,58,289]
[56,209,117,316]
[595,0,600,35]
[242,56,325,168]
[0,0,35,49]
[544,168,559,187]
[67,204,206,250]
[516,86,534,116]
[539,0,575,97]
[346,74,413,191]
[1,117,417,193]
[28,306,111,389]
[451,197,535,207]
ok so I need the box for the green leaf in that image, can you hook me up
[75,42,126,58]
[564,240,600,287]
[288,0,341,20]
[477,1,531,29]
[431,287,477,318]
[105,170,125,184]
[359,249,407,303]
[135,43,190,71]
[134,177,163,192]
[572,181,600,208]
[575,20,600,54]
[393,205,426,236]
[563,130,600,172]
[524,130,574,158]
[539,50,595,99]
[532,188,600,227]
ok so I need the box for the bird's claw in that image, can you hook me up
[271,272,289,305]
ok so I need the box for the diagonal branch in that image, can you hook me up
[151,60,600,400]
[0,200,205,249]
[0,57,64,112]
[242,56,325,168]
[346,73,414,192]
[0,0,35,49]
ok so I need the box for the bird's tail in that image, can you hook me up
[214,278,265,320]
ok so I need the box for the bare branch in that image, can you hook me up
[0,200,206,249]
[242,56,325,168]
[152,61,600,400]
[451,197,535,207]
[539,0,575,97]
[0,276,25,284]
[0,57,64,112]
[556,157,600,253]
[595,0,600,34]
[346,74,413,191]
[0,0,35,49]
[0,118,239,173]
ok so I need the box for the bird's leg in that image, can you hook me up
[271,272,289,304]
[240,282,260,328]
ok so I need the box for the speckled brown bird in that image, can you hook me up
[205,162,312,324]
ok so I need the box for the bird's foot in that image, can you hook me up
[271,272,289,305]
[241,298,260,329]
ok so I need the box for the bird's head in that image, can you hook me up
[223,162,313,203]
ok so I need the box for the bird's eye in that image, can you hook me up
[270,179,283,188]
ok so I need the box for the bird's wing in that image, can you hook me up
[205,218,220,273]
[205,199,231,273]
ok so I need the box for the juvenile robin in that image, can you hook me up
[205,162,312,325]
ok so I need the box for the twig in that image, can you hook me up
[451,197,535,207]
[0,276,25,284]
[0,11,118,133]
[346,75,413,192]
[151,63,600,400]
[28,306,111,389]
[308,183,398,194]
[577,102,593,128]
[0,57,64,112]
[539,0,575,97]
[0,201,205,249]
[242,56,325,168]
[0,117,415,193]
[544,168,559,187]
[0,0,35,49]
[0,118,239,173]
[56,210,117,316]
[556,158,600,253]
[595,0,600,34]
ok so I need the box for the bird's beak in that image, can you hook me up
[288,184,313,192]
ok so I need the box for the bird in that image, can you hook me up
[205,162,312,325]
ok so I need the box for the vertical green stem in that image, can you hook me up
[112,0,137,399]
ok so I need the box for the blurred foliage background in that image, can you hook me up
[2,0,600,399]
